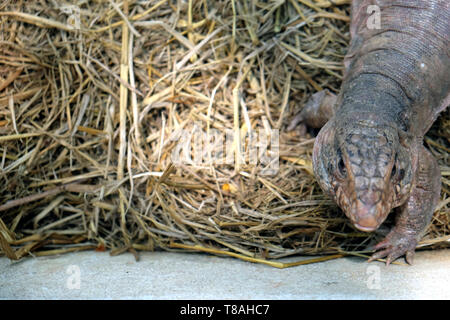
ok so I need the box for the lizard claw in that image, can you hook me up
[367,228,418,266]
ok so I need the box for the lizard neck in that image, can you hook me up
[336,73,411,132]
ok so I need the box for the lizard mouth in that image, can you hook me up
[354,223,377,232]
[352,215,381,232]
[346,200,389,233]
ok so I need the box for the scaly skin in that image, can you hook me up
[292,1,450,264]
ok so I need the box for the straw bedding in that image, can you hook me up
[0,0,448,265]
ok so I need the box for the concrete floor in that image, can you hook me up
[0,249,449,299]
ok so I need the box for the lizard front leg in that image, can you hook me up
[369,145,441,265]
[288,90,337,130]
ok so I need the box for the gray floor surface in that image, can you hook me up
[0,249,449,299]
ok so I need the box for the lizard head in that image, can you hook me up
[312,115,415,232]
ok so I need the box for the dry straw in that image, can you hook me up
[0,0,448,266]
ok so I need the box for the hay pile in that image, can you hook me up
[0,0,448,265]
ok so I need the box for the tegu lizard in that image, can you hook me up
[289,0,449,264]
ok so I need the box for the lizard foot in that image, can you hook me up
[368,228,418,266]
[287,89,336,130]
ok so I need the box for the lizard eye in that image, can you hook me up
[391,156,405,181]
[336,152,347,179]
[391,160,405,181]
[338,158,347,176]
